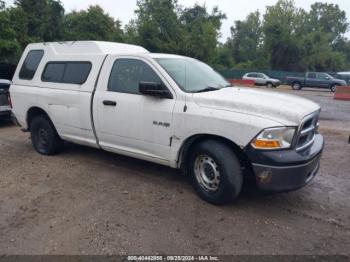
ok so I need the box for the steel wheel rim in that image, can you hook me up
[194,154,221,192]
[38,128,49,147]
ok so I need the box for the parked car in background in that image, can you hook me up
[10,41,324,204]
[286,72,346,92]
[242,72,281,88]
[0,79,12,119]
[336,72,350,85]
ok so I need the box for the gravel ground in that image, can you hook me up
[0,86,349,255]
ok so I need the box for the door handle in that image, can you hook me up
[103,100,117,106]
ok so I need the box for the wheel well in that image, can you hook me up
[27,107,50,130]
[179,134,254,178]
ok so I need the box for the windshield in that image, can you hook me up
[325,73,334,79]
[319,73,334,79]
[155,57,230,93]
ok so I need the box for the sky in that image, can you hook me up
[4,0,350,41]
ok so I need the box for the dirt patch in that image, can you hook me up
[0,88,349,255]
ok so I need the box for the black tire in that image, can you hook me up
[291,82,302,90]
[30,115,63,155]
[267,82,273,88]
[188,140,243,205]
[330,84,338,93]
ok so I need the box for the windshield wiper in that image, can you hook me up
[194,86,220,93]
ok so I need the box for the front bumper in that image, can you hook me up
[244,134,324,192]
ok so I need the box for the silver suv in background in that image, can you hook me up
[242,72,281,88]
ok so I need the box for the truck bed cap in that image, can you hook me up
[27,41,149,55]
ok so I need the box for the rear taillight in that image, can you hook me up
[8,92,12,109]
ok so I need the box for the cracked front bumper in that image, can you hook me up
[245,134,324,192]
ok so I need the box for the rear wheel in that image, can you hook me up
[330,84,338,93]
[291,82,302,90]
[30,115,63,155]
[188,140,243,205]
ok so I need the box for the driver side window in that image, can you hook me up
[108,58,163,94]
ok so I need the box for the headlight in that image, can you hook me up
[251,127,297,150]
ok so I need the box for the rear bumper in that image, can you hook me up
[244,134,324,192]
[255,81,281,87]
[273,81,281,87]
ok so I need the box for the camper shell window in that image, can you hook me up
[19,50,45,80]
[42,62,92,85]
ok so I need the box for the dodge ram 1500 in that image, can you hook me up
[10,41,324,204]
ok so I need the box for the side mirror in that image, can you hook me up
[325,76,330,80]
[139,82,172,99]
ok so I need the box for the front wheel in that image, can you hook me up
[330,84,338,93]
[188,140,243,205]
[267,82,273,88]
[30,115,63,155]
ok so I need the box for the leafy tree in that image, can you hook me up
[44,0,65,41]
[1,0,350,71]
[0,3,21,62]
[212,44,234,70]
[62,5,123,42]
[180,5,226,63]
[8,7,30,49]
[308,2,349,44]
[132,0,185,53]
[14,0,64,42]
[301,31,346,71]
[124,19,139,44]
[131,0,226,65]
[227,11,262,66]
[263,0,306,70]
[334,39,350,66]
[227,0,350,71]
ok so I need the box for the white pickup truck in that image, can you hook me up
[10,41,324,204]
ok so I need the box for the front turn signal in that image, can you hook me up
[252,139,281,149]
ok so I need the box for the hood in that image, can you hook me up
[334,79,347,85]
[192,87,320,125]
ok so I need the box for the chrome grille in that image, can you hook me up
[296,111,319,151]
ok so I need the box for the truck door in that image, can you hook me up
[317,73,331,88]
[93,56,176,164]
[305,72,317,87]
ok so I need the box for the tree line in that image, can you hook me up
[0,0,349,72]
